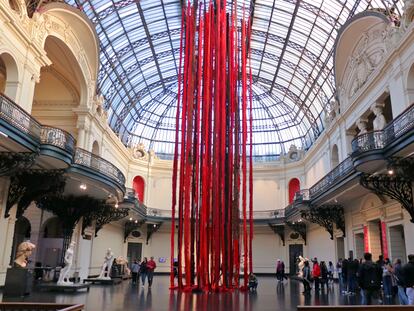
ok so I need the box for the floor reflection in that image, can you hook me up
[0,276,399,311]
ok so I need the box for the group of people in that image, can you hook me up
[300,253,414,305]
[130,256,157,288]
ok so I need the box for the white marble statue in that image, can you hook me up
[372,104,387,131]
[297,255,309,278]
[98,248,114,279]
[57,241,75,285]
[356,119,368,135]
[14,241,36,268]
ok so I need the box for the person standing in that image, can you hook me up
[393,258,408,305]
[382,258,393,299]
[276,259,285,282]
[342,258,349,294]
[131,259,140,285]
[140,257,148,287]
[328,261,334,286]
[147,256,157,288]
[320,261,328,292]
[403,254,414,304]
[358,252,382,305]
[302,260,312,295]
[312,258,321,292]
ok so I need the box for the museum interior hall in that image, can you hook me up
[1,0,414,310]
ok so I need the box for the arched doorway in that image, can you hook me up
[0,52,19,100]
[38,217,64,267]
[288,178,300,204]
[132,176,145,202]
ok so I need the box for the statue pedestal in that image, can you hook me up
[4,268,33,296]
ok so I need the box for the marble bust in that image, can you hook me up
[371,105,387,131]
[57,241,75,285]
[14,241,36,268]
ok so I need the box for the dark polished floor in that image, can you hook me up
[0,276,398,311]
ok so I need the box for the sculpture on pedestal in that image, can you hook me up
[14,241,36,268]
[371,104,387,131]
[98,248,114,279]
[57,241,75,285]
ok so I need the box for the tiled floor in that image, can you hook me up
[0,276,398,311]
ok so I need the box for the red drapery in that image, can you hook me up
[170,1,254,292]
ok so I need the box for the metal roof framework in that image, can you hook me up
[65,0,403,159]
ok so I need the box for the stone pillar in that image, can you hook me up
[389,65,410,116]
[15,65,40,113]
[77,127,86,148]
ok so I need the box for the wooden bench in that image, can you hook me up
[297,306,414,311]
[0,303,84,311]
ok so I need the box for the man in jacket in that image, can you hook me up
[358,252,382,305]
[403,254,414,304]
[394,258,408,305]
[147,256,157,288]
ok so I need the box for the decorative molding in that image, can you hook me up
[124,220,145,242]
[301,204,345,239]
[82,206,129,237]
[360,173,414,223]
[0,152,38,176]
[6,169,66,218]
[285,221,306,245]
[269,224,285,246]
[146,223,162,245]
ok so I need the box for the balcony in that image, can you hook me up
[309,157,355,199]
[351,104,414,172]
[0,93,126,195]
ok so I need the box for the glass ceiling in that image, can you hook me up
[66,0,403,160]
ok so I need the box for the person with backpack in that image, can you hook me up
[140,257,148,287]
[358,252,382,305]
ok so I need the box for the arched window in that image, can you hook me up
[331,144,339,169]
[132,176,145,202]
[288,178,300,204]
[0,53,19,100]
[42,217,63,238]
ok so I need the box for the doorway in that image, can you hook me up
[389,225,406,263]
[127,242,142,263]
[289,244,303,275]
[355,232,364,260]
[336,237,345,261]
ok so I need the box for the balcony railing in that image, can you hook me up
[309,157,354,198]
[352,104,414,154]
[40,126,75,155]
[294,189,310,202]
[0,93,41,140]
[74,148,126,186]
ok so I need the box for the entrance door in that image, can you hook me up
[336,237,345,261]
[289,244,303,275]
[355,233,364,260]
[127,242,142,263]
[389,225,406,263]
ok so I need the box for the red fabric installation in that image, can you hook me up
[171,1,254,292]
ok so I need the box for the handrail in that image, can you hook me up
[0,93,41,140]
[74,148,126,186]
[40,125,76,155]
[352,104,414,154]
[309,157,354,198]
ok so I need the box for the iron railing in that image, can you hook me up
[352,104,414,154]
[294,189,310,202]
[309,157,354,198]
[40,126,75,155]
[74,148,126,186]
[0,93,41,140]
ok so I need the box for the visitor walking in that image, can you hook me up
[312,258,321,292]
[393,258,408,305]
[131,259,140,285]
[248,273,258,291]
[347,258,359,295]
[328,261,334,287]
[382,258,393,299]
[403,254,414,305]
[140,257,148,287]
[147,256,157,288]
[320,261,328,291]
[276,259,285,282]
[358,252,382,305]
[342,258,349,294]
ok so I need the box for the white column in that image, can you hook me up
[77,128,86,148]
[389,66,409,116]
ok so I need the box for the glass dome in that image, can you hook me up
[66,0,403,160]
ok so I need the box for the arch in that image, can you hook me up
[406,62,414,105]
[288,178,300,204]
[10,216,31,264]
[92,140,100,156]
[331,144,339,169]
[42,217,63,238]
[0,52,19,100]
[132,176,145,202]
